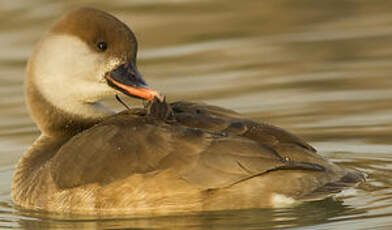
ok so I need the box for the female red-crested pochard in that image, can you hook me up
[12,8,365,215]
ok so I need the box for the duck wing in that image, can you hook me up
[49,101,354,192]
[171,101,316,151]
[49,113,290,190]
[170,101,365,191]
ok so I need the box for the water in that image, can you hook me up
[1,0,392,229]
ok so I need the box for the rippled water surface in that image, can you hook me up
[1,0,392,229]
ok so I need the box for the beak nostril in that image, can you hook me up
[106,61,158,101]
[130,72,137,79]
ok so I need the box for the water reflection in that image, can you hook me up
[1,0,392,229]
[13,198,360,229]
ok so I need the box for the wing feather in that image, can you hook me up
[50,101,338,191]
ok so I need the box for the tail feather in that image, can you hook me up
[302,169,366,201]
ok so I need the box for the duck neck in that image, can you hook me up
[25,76,113,138]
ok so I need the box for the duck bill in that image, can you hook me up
[105,62,162,101]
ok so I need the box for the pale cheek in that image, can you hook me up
[83,83,117,102]
[95,57,122,83]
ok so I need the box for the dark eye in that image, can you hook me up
[96,42,107,51]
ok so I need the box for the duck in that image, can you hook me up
[12,7,365,216]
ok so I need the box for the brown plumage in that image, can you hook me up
[12,8,365,215]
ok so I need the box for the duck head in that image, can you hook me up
[26,8,162,136]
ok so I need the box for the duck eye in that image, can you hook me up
[96,42,107,51]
